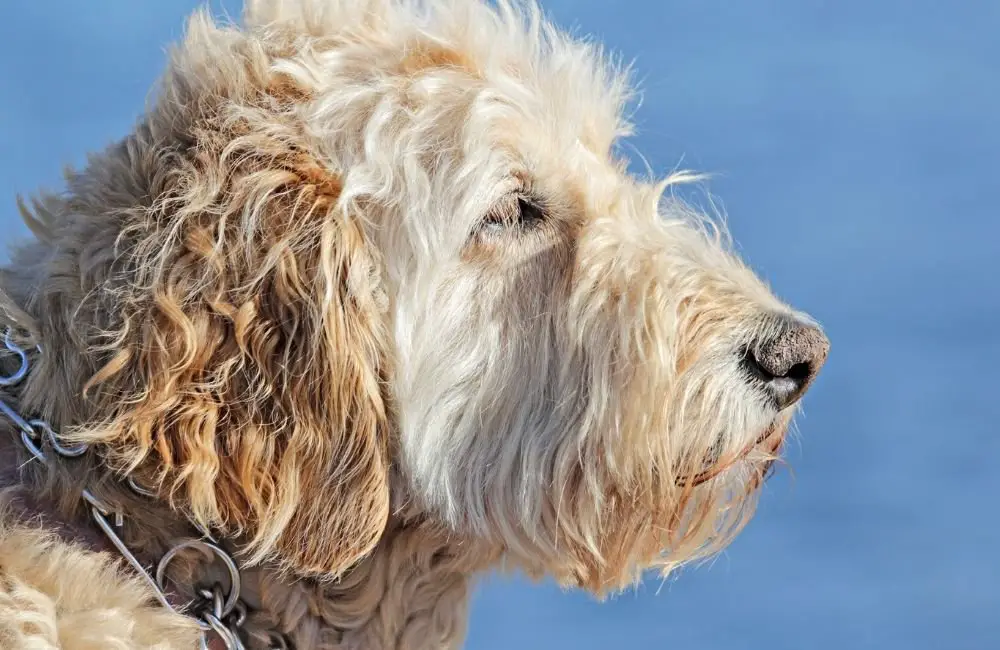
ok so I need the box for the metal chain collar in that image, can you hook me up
[0,329,289,650]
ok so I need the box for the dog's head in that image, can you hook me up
[50,0,827,590]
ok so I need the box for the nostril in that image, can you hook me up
[785,361,812,383]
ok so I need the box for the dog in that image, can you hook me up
[0,0,829,648]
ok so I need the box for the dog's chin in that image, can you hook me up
[622,416,793,584]
[542,439,789,596]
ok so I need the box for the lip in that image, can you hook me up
[675,421,785,488]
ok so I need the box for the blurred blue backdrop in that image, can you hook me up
[1,2,997,649]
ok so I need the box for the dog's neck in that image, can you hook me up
[0,283,495,650]
[0,395,492,650]
[242,508,497,649]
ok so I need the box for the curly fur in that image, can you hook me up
[0,0,827,648]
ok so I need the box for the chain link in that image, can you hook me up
[0,328,290,650]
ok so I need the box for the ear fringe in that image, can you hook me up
[57,15,392,578]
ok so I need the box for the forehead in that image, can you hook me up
[272,1,636,215]
[438,9,633,157]
[261,0,634,172]
[400,4,635,198]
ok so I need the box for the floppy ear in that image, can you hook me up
[73,21,393,578]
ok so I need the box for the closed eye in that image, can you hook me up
[477,194,547,236]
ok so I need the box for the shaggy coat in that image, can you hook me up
[0,1,827,648]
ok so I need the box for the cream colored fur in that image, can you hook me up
[0,517,198,649]
[0,0,826,648]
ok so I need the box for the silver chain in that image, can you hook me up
[0,328,289,650]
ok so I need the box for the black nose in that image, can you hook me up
[742,319,830,410]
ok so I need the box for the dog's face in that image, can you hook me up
[49,0,825,592]
[316,2,831,591]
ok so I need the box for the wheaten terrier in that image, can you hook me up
[0,1,828,648]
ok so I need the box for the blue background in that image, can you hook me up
[1,2,997,649]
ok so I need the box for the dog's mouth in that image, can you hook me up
[676,421,786,488]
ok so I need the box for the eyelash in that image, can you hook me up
[478,195,546,236]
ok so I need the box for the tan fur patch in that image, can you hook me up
[268,71,315,104]
[399,42,476,77]
[57,23,394,580]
